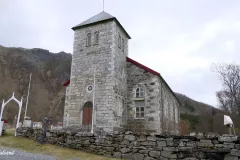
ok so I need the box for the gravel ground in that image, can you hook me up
[0,147,57,160]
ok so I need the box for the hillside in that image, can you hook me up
[175,92,240,134]
[0,45,71,124]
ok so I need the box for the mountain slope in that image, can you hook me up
[0,45,71,124]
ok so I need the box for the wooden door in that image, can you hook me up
[82,105,92,126]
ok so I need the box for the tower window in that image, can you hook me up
[135,87,144,98]
[86,33,91,47]
[94,31,99,45]
[118,34,121,48]
[122,38,124,52]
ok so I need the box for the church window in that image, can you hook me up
[135,101,145,118]
[118,34,121,48]
[135,87,144,98]
[86,33,91,46]
[122,38,124,52]
[94,31,99,45]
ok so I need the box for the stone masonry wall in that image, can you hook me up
[64,20,129,132]
[127,62,162,133]
[17,127,240,160]
[126,61,180,134]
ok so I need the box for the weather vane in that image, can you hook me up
[103,0,105,11]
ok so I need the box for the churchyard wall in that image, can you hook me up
[17,127,240,160]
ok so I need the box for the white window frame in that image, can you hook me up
[135,87,145,98]
[135,100,145,119]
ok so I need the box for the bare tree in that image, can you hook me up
[212,63,240,114]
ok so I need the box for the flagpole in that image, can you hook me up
[91,66,96,133]
[24,73,32,119]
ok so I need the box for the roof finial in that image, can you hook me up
[103,0,105,11]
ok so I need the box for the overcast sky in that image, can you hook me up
[1,0,240,107]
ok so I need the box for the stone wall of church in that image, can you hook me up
[159,78,180,135]
[110,21,129,129]
[126,62,162,133]
[126,61,180,134]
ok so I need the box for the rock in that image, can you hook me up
[137,135,147,142]
[162,147,177,152]
[46,132,51,137]
[122,154,133,159]
[113,152,121,158]
[141,141,156,146]
[120,148,130,153]
[104,147,114,151]
[230,149,240,157]
[149,151,160,158]
[179,147,193,152]
[139,150,149,154]
[161,151,177,159]
[144,157,156,160]
[133,153,144,160]
[223,143,235,149]
[124,135,136,141]
[125,131,133,135]
[197,141,213,147]
[186,142,196,147]
[224,155,238,160]
[212,139,219,144]
[219,136,238,142]
[235,144,240,150]
[215,144,223,148]
[200,139,212,143]
[157,141,166,147]
[147,136,157,141]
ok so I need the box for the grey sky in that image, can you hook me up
[1,0,240,107]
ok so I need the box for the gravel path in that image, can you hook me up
[0,147,57,160]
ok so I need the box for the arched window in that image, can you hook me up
[122,38,124,52]
[94,31,99,45]
[135,87,144,98]
[118,34,121,48]
[86,33,91,47]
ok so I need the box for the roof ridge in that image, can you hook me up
[72,11,115,29]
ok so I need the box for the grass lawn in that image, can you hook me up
[0,129,119,160]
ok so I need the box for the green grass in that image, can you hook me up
[0,129,119,160]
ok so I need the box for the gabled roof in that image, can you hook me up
[126,57,181,104]
[63,57,181,104]
[72,11,131,39]
[126,57,160,76]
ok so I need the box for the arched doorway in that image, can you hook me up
[82,102,93,131]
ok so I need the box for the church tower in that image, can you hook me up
[63,11,131,132]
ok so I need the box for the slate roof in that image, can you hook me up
[72,11,131,39]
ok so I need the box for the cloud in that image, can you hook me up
[1,0,240,107]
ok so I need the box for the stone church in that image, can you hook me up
[63,11,180,134]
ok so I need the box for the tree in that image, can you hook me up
[212,63,240,114]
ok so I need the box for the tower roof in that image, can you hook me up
[72,11,131,39]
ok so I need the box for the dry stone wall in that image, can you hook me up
[17,127,240,160]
